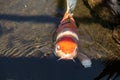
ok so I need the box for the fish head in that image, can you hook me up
[54,37,78,60]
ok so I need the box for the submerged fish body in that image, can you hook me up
[54,12,92,68]
[54,13,92,68]
[54,12,79,60]
[53,0,92,68]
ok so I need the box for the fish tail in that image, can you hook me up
[66,0,77,15]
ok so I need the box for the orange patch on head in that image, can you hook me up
[57,37,77,54]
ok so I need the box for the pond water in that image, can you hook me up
[0,57,104,80]
[0,0,120,80]
[0,57,120,80]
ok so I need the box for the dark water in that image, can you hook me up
[0,57,120,80]
[0,0,120,80]
[0,57,103,80]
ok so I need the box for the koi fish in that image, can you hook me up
[54,12,78,60]
[54,0,92,68]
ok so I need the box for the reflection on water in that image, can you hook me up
[0,0,120,80]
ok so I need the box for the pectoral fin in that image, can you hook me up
[77,52,92,68]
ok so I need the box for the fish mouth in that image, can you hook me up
[59,53,75,60]
[57,53,77,60]
[54,46,77,60]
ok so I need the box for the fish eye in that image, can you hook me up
[57,45,60,50]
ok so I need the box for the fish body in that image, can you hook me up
[54,12,92,68]
[54,0,92,68]
[54,12,79,60]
